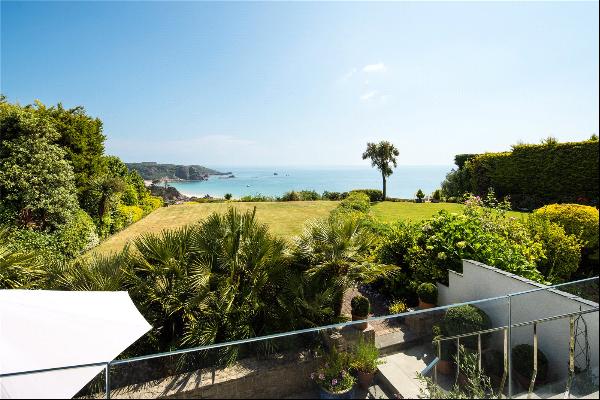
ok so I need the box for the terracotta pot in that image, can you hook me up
[437,359,454,375]
[356,370,375,390]
[351,314,369,330]
[418,299,435,309]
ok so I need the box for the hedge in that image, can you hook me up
[467,140,599,210]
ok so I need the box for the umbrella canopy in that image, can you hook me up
[0,290,151,399]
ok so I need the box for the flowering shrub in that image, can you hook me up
[388,300,407,314]
[311,348,355,393]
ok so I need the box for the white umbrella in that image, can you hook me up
[0,290,151,399]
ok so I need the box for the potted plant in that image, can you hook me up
[511,344,549,390]
[432,324,454,375]
[350,337,384,389]
[350,295,370,330]
[417,282,438,309]
[311,348,356,399]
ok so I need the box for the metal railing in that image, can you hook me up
[426,307,598,399]
[2,276,597,399]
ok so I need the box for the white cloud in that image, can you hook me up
[338,68,357,83]
[362,63,387,73]
[360,91,379,102]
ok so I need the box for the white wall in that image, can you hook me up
[437,260,599,382]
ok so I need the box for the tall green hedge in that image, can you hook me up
[468,140,599,210]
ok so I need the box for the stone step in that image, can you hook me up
[376,344,434,399]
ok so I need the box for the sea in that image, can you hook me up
[168,165,452,199]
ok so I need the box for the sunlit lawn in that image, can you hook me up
[89,200,526,255]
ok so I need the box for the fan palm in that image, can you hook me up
[293,215,396,316]
[182,208,294,364]
[0,228,43,289]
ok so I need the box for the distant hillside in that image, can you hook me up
[127,162,229,181]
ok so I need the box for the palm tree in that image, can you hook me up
[362,141,399,201]
[293,215,396,316]
[181,208,297,364]
[0,228,42,289]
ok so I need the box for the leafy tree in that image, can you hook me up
[362,141,399,200]
[416,189,425,202]
[34,103,107,215]
[0,102,78,229]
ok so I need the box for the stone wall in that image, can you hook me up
[109,351,318,399]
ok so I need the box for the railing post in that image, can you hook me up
[499,328,508,399]
[527,322,538,399]
[105,362,110,400]
[455,337,461,385]
[565,316,575,398]
[477,333,482,371]
[435,339,440,385]
[508,294,513,399]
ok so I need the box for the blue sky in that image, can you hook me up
[2,1,598,167]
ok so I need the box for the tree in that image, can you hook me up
[416,189,425,202]
[0,102,79,229]
[362,141,399,200]
[34,102,108,216]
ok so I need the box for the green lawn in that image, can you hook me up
[90,200,525,255]
[370,201,465,222]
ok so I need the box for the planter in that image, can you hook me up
[356,370,375,390]
[437,359,454,375]
[318,385,355,399]
[418,299,435,309]
[351,314,369,330]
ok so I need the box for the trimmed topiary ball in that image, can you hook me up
[351,295,370,317]
[417,282,438,305]
[512,344,549,383]
[442,305,491,349]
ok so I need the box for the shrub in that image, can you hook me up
[350,189,383,202]
[338,192,371,213]
[56,209,100,257]
[140,195,163,214]
[350,295,370,316]
[298,190,321,201]
[239,194,275,202]
[442,305,491,349]
[526,214,582,282]
[112,205,144,232]
[388,300,407,314]
[322,191,348,201]
[417,282,438,304]
[533,204,599,252]
[281,190,301,201]
[224,193,232,200]
[512,344,549,382]
[467,140,599,209]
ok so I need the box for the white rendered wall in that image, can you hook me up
[437,260,599,382]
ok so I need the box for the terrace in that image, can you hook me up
[2,262,598,399]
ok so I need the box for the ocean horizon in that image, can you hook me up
[167,165,453,199]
